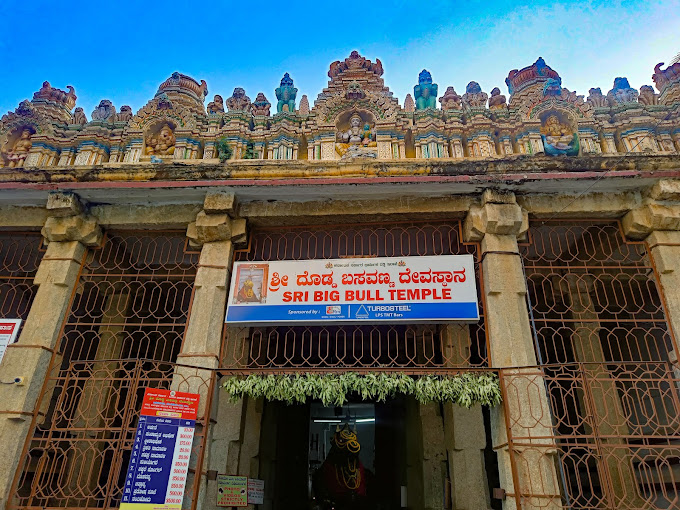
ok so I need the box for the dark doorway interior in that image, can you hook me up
[260,397,407,510]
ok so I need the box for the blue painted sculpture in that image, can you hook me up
[275,73,298,113]
[540,113,579,156]
[414,70,438,110]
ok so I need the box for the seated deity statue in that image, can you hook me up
[145,124,176,156]
[488,87,507,109]
[71,107,87,125]
[2,129,33,168]
[335,114,377,157]
[117,105,133,122]
[207,95,224,114]
[540,115,579,156]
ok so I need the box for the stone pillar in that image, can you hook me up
[564,274,645,507]
[406,400,447,510]
[66,288,131,503]
[177,191,251,510]
[622,185,680,345]
[441,325,490,510]
[0,192,101,508]
[621,188,680,503]
[464,190,562,510]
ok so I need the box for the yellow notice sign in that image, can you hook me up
[216,475,248,507]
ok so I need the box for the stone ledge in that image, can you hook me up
[2,154,679,184]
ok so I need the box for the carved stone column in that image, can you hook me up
[441,325,490,510]
[0,192,101,507]
[623,182,680,347]
[65,287,132,504]
[621,185,680,505]
[405,399,447,510]
[464,190,562,510]
[563,274,645,507]
[173,191,254,509]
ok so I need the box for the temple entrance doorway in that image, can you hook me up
[259,398,408,510]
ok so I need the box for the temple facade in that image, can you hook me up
[0,52,679,510]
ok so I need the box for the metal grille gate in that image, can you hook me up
[12,220,676,510]
[0,231,42,320]
[8,231,214,510]
[507,220,680,509]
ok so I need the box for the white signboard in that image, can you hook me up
[247,478,265,505]
[0,319,21,365]
[225,255,479,324]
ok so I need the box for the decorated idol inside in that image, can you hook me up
[313,424,374,510]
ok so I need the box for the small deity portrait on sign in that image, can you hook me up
[539,110,579,156]
[233,264,269,304]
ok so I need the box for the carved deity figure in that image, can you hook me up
[607,77,639,105]
[540,114,579,156]
[586,88,607,108]
[638,85,659,106]
[275,73,297,113]
[117,105,133,122]
[339,114,375,145]
[542,77,563,98]
[207,95,224,114]
[91,100,116,122]
[157,93,173,110]
[653,61,680,92]
[439,86,461,110]
[346,81,365,100]
[145,124,175,156]
[462,82,488,108]
[2,129,33,168]
[226,88,251,112]
[71,107,87,125]
[251,93,271,116]
[335,114,377,157]
[488,87,507,109]
[414,69,438,110]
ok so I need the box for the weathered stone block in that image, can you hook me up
[464,201,526,241]
[46,191,83,217]
[647,231,680,274]
[463,205,485,241]
[187,211,231,246]
[204,191,238,216]
[231,218,247,246]
[41,215,102,246]
[482,188,516,205]
[622,203,680,239]
[484,203,524,235]
[648,179,680,201]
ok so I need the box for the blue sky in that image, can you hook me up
[0,0,678,118]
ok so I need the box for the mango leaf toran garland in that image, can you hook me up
[222,372,501,408]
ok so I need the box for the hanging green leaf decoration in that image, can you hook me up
[221,372,501,408]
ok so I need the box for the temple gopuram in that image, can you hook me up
[0,52,679,510]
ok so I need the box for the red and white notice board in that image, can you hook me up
[0,319,21,365]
